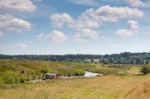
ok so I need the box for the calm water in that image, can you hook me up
[84,71,101,77]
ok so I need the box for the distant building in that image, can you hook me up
[83,59,91,63]
[143,60,150,65]
[93,59,100,63]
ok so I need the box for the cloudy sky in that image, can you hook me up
[0,0,150,55]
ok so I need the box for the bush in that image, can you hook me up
[20,78,26,83]
[3,76,16,84]
[19,77,30,83]
[73,69,85,76]
[0,78,4,84]
[41,66,49,74]
[141,65,150,75]
[2,71,17,84]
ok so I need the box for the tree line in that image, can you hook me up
[0,52,150,65]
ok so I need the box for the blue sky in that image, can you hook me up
[0,0,150,55]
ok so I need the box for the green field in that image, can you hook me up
[1,60,150,99]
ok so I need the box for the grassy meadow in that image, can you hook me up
[1,59,150,99]
[0,59,141,84]
[1,75,150,99]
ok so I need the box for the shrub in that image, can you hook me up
[0,78,4,84]
[19,77,29,83]
[20,78,26,83]
[2,71,17,84]
[141,65,150,75]
[73,69,85,76]
[41,66,49,74]
[3,76,16,84]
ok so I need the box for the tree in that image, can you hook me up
[141,65,150,75]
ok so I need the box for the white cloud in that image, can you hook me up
[50,5,143,41]
[48,30,67,43]
[95,6,143,22]
[68,0,99,6]
[0,14,32,35]
[50,13,74,28]
[75,8,101,29]
[128,20,138,30]
[36,33,45,40]
[18,43,28,48]
[73,6,143,30]
[36,31,67,43]
[0,0,36,12]
[75,29,98,42]
[128,0,145,7]
[127,0,150,8]
[115,20,139,38]
[51,6,143,29]
[116,29,134,38]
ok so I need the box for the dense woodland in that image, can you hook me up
[0,52,150,64]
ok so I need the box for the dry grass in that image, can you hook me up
[125,78,150,99]
[0,74,150,99]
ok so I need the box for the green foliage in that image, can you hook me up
[1,71,16,84]
[0,78,4,84]
[0,68,31,84]
[41,66,49,74]
[2,76,16,84]
[19,77,29,83]
[56,66,85,76]
[73,69,85,76]
[141,65,150,75]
